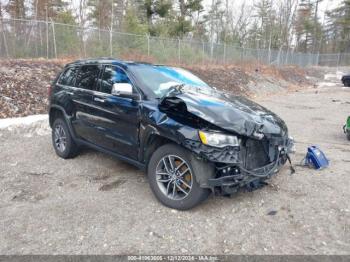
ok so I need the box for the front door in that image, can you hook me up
[89,65,140,160]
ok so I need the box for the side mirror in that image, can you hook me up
[111,83,139,100]
[112,83,133,96]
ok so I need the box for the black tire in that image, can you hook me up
[347,132,350,141]
[147,143,211,210]
[52,118,79,159]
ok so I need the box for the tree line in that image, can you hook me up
[0,0,349,54]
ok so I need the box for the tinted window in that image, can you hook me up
[99,66,132,94]
[75,65,101,90]
[58,67,78,86]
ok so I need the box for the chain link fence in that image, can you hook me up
[1,18,350,67]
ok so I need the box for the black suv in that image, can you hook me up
[341,75,350,87]
[49,58,293,210]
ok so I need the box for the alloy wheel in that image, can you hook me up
[54,124,67,152]
[155,155,193,200]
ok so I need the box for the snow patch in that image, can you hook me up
[324,71,344,81]
[317,82,337,87]
[0,114,48,129]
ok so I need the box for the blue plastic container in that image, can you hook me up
[306,146,329,169]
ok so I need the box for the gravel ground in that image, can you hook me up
[0,81,349,255]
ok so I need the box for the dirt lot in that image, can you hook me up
[0,75,350,255]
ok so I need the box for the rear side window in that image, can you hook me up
[58,67,78,86]
[75,65,101,90]
[99,65,132,94]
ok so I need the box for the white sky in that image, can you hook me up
[202,0,342,23]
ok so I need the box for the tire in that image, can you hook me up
[52,118,79,159]
[347,132,350,141]
[147,143,211,210]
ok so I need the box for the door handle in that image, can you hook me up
[94,97,105,103]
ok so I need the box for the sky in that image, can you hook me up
[202,0,343,23]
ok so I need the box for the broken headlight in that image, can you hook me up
[199,131,239,148]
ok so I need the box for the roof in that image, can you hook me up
[66,58,154,69]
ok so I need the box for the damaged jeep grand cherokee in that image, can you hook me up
[49,59,294,210]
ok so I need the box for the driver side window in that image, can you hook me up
[99,65,131,94]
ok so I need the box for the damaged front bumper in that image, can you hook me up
[207,151,287,194]
[185,135,294,194]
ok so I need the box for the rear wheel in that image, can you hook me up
[147,144,211,210]
[52,118,79,159]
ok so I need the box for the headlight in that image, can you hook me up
[198,131,239,148]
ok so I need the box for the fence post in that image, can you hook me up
[202,40,205,65]
[178,37,181,64]
[46,19,49,59]
[109,28,113,57]
[50,19,57,59]
[0,18,9,58]
[336,53,341,71]
[147,34,150,57]
[82,26,87,58]
[223,43,226,64]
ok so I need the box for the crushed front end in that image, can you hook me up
[203,135,294,194]
[158,87,295,195]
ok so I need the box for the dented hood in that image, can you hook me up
[160,88,288,137]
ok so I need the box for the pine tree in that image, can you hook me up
[325,0,350,52]
[87,0,126,30]
[87,0,112,29]
[5,0,26,19]
[295,0,324,52]
[253,0,275,49]
[32,0,68,21]
[176,0,204,36]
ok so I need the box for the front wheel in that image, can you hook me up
[147,144,211,210]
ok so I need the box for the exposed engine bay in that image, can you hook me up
[155,86,294,194]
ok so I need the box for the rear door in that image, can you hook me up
[89,65,141,160]
[71,64,103,144]
[55,66,79,119]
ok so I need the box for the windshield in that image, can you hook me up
[129,64,211,98]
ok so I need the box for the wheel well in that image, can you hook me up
[143,134,174,165]
[49,108,64,127]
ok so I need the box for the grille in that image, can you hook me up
[242,139,270,170]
